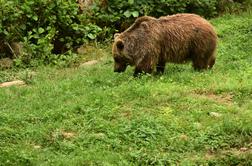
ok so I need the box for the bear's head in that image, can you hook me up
[112,16,155,73]
[112,33,134,72]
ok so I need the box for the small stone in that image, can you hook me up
[209,112,222,118]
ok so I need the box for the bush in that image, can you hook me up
[0,0,101,66]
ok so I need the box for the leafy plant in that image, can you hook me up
[0,0,102,66]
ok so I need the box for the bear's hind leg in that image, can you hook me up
[134,55,155,76]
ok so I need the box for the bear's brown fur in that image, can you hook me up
[112,13,217,76]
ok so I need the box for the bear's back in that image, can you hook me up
[158,14,216,36]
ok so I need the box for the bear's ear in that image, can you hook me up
[114,33,120,39]
[116,40,124,50]
[140,22,149,29]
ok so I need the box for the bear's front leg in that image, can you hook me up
[134,57,154,76]
[156,60,166,74]
[114,62,127,73]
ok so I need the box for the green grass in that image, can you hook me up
[1,11,252,165]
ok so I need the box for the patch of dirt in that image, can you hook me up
[192,90,234,106]
[205,148,252,160]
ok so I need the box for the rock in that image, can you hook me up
[80,60,98,67]
[209,112,222,118]
[0,80,25,88]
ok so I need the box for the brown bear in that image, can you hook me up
[112,13,217,76]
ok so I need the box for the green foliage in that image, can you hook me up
[0,0,102,66]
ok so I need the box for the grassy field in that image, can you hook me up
[0,11,252,165]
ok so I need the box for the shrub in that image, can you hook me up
[0,0,101,66]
